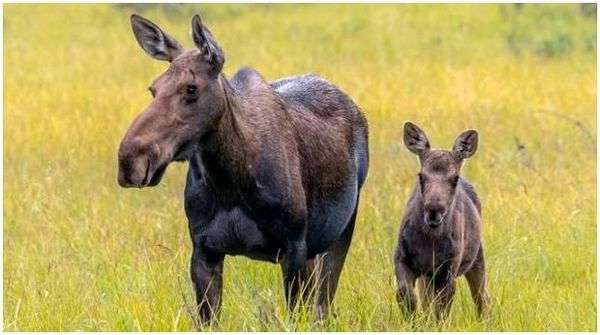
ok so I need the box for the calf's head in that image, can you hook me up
[403,122,478,228]
[118,14,226,188]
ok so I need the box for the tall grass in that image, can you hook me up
[3,4,596,331]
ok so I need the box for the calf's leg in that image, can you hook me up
[465,248,491,316]
[417,276,433,312]
[394,259,418,314]
[432,278,455,319]
[430,271,456,319]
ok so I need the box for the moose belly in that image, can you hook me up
[196,207,283,263]
[305,176,358,257]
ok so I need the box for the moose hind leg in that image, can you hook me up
[465,248,491,316]
[299,257,320,303]
[190,247,224,326]
[313,204,358,320]
[281,237,309,312]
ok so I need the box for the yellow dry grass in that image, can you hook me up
[4,3,596,331]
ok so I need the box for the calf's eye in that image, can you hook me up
[450,175,459,187]
[418,173,427,186]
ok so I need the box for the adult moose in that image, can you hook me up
[394,122,490,319]
[118,14,369,323]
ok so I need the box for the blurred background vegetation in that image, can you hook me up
[4,3,596,331]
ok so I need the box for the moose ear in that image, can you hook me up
[191,14,225,76]
[131,14,183,62]
[453,129,478,159]
[403,122,430,156]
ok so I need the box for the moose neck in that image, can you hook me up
[195,75,256,190]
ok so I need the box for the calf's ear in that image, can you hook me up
[191,14,225,77]
[453,129,478,159]
[131,14,184,62]
[403,122,430,156]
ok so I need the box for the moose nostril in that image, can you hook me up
[118,155,150,187]
[118,170,132,187]
[425,209,444,227]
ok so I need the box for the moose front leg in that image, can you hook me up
[394,259,418,315]
[431,276,456,319]
[190,246,224,326]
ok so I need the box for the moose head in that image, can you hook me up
[118,14,227,188]
[403,121,478,228]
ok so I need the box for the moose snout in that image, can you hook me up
[424,205,446,228]
[118,138,156,188]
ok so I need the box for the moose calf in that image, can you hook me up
[394,122,490,319]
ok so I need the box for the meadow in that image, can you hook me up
[3,4,596,331]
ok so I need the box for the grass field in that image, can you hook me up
[3,4,597,331]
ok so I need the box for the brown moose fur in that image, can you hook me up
[394,122,490,319]
[118,14,369,324]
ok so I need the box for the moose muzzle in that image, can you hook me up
[118,138,167,188]
[424,203,447,228]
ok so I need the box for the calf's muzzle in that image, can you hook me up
[424,203,446,228]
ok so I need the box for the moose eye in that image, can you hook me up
[186,84,198,95]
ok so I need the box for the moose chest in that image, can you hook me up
[183,164,285,263]
[401,220,481,279]
[401,228,459,278]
